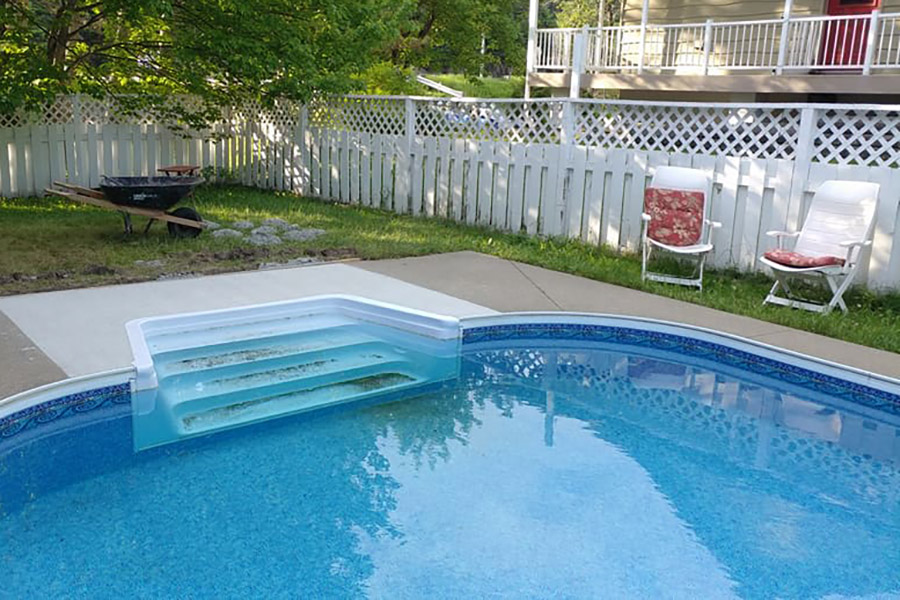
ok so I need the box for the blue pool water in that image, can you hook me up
[2,330,899,598]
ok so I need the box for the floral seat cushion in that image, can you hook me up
[763,248,845,268]
[644,187,705,247]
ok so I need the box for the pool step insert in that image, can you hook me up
[177,370,424,436]
[127,295,462,450]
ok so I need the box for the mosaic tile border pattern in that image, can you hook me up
[462,323,900,415]
[0,383,131,441]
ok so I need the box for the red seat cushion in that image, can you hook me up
[644,187,705,247]
[764,248,845,268]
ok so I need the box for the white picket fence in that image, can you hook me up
[2,95,900,291]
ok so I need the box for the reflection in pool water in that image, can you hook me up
[1,340,899,598]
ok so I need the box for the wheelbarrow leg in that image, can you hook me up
[121,212,133,234]
[142,218,155,235]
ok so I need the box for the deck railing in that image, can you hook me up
[534,11,900,75]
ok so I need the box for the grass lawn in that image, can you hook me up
[2,185,899,353]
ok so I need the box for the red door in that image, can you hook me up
[819,0,881,67]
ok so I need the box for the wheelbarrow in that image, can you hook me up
[45,176,206,238]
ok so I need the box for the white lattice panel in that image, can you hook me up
[415,100,564,143]
[309,96,405,135]
[813,108,900,167]
[573,102,802,159]
[0,97,73,128]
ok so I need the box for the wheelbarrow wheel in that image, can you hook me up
[167,207,203,238]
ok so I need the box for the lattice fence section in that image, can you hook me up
[812,107,900,167]
[0,97,74,128]
[572,102,803,159]
[415,100,564,143]
[308,96,405,135]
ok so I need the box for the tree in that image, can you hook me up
[0,0,401,123]
[387,0,529,77]
[543,0,622,28]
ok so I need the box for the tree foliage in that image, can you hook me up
[0,0,399,121]
[388,0,529,77]
[542,0,622,28]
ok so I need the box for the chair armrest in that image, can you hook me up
[838,240,872,270]
[766,230,799,238]
[766,230,799,250]
[705,220,722,229]
[641,213,652,222]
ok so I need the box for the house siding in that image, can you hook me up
[620,0,900,25]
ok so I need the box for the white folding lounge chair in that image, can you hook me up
[641,166,720,291]
[760,180,880,314]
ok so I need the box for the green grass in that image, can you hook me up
[2,185,899,353]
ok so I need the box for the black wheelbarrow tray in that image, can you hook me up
[45,177,206,238]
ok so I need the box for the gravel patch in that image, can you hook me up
[250,225,279,236]
[283,228,326,242]
[262,217,291,230]
[212,228,244,239]
[247,233,282,246]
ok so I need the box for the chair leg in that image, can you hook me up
[825,273,851,314]
[697,253,707,292]
[764,278,784,306]
[642,241,650,282]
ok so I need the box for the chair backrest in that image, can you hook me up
[795,180,879,264]
[650,166,710,198]
[644,166,711,246]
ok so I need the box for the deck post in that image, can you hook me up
[702,19,713,75]
[637,0,649,74]
[570,27,587,99]
[863,9,880,75]
[776,0,793,75]
[525,0,539,99]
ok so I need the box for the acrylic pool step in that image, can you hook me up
[127,296,461,450]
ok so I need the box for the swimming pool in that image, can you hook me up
[2,311,899,598]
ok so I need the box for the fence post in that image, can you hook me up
[776,0,793,75]
[525,0,539,99]
[299,104,310,196]
[561,99,575,146]
[570,28,587,99]
[400,97,416,213]
[786,106,816,232]
[863,10,880,75]
[70,95,83,185]
[702,19,714,75]
[405,98,415,152]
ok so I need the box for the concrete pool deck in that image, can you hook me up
[1,250,898,399]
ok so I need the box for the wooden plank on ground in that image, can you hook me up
[45,189,206,229]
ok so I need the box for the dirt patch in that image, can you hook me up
[82,264,117,276]
[305,247,357,260]
[0,246,360,297]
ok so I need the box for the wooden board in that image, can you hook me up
[45,188,206,229]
